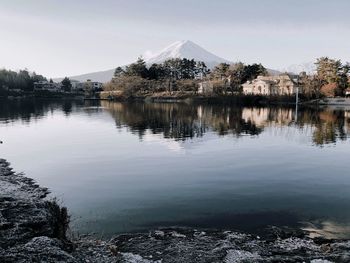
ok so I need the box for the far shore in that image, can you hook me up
[0,91,302,105]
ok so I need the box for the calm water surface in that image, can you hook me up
[1,99,350,238]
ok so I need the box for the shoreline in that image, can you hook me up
[1,158,350,262]
[4,93,350,108]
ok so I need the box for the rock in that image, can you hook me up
[170,231,186,238]
[154,230,165,237]
[0,160,69,246]
[108,244,118,255]
[0,236,75,263]
[109,228,350,262]
[0,159,74,262]
[224,249,261,263]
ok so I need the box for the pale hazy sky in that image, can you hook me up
[1,0,350,78]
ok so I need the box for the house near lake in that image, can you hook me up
[34,79,102,94]
[34,81,62,92]
[70,80,84,92]
[242,74,300,96]
[71,79,103,93]
[84,80,103,91]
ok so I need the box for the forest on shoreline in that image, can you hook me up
[1,57,349,102]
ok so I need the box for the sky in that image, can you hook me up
[1,0,350,78]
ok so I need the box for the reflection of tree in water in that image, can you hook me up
[0,99,84,123]
[102,102,266,140]
[310,110,347,146]
[102,102,207,141]
[62,101,73,116]
[200,106,263,136]
[1,99,349,146]
[102,102,350,146]
[0,99,57,123]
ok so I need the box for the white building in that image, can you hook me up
[70,80,84,92]
[34,81,62,92]
[85,80,103,91]
[242,74,299,96]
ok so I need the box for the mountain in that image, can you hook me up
[54,68,116,83]
[54,40,232,83]
[145,40,231,68]
[280,62,316,75]
[54,40,285,83]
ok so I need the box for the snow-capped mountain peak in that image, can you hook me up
[144,40,231,68]
[54,40,233,83]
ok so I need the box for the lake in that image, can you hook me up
[1,99,350,239]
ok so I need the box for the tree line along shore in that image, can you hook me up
[1,57,349,103]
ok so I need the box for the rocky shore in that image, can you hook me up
[1,158,350,263]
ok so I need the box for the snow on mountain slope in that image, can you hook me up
[54,40,283,83]
[281,62,316,75]
[54,40,232,83]
[145,40,231,68]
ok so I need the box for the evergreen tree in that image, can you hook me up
[61,77,72,92]
[196,61,210,79]
[315,57,341,84]
[243,63,267,82]
[227,62,246,92]
[125,57,149,78]
[212,63,230,80]
[163,58,182,80]
[31,72,47,84]
[315,57,349,96]
[148,63,165,80]
[114,67,125,78]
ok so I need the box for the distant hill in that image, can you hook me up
[54,68,116,83]
[54,40,280,83]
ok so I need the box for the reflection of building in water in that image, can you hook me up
[242,108,294,127]
[100,101,348,146]
[101,101,266,139]
[242,108,269,127]
[344,110,350,134]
